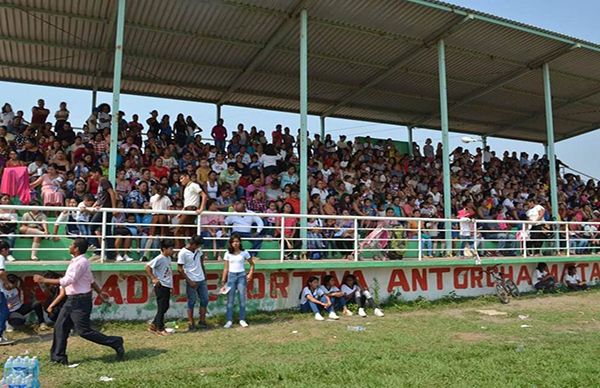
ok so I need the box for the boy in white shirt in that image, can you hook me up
[146,240,174,336]
[177,236,208,331]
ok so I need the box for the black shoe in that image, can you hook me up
[197,321,209,330]
[115,338,125,361]
[187,324,196,332]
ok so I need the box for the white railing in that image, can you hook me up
[1,204,599,263]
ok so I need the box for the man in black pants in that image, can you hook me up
[89,168,117,261]
[145,239,174,336]
[33,238,125,364]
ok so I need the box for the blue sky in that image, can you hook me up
[1,0,599,179]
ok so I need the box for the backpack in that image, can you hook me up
[387,226,407,260]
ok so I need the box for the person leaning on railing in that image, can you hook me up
[0,193,17,261]
[19,209,48,261]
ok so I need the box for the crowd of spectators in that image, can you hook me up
[0,99,599,261]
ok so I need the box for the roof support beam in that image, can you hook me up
[217,0,306,104]
[0,3,109,23]
[320,14,474,117]
[410,43,579,127]
[488,67,600,138]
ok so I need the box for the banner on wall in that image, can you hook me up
[17,262,600,320]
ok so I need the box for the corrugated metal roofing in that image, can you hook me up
[0,0,599,142]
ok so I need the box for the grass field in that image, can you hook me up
[2,290,600,387]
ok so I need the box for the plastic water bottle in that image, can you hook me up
[347,325,365,332]
[4,356,14,376]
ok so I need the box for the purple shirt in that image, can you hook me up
[60,254,94,295]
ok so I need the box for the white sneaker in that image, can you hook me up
[5,323,13,333]
[358,308,367,317]
[239,320,249,328]
[343,309,353,316]
[328,312,340,320]
[124,255,134,262]
[116,255,125,262]
[374,308,385,317]
[223,321,233,329]
[6,255,15,262]
[0,336,14,346]
[314,313,325,321]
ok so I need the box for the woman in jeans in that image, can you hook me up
[220,234,255,329]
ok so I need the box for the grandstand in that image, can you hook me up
[1,0,600,317]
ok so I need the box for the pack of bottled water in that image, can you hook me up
[1,356,40,388]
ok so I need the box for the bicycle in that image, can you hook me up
[480,265,520,304]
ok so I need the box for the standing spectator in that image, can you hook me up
[526,198,546,256]
[54,102,70,133]
[175,173,207,249]
[220,234,255,329]
[177,235,208,331]
[0,103,15,132]
[97,103,111,132]
[146,239,174,336]
[211,118,227,152]
[89,168,117,260]
[29,99,50,132]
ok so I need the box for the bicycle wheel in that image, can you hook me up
[504,280,520,298]
[495,283,510,304]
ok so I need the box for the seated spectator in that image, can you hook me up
[19,209,48,261]
[224,202,263,256]
[5,274,48,332]
[53,198,80,240]
[320,275,352,316]
[532,262,556,292]
[299,276,338,321]
[30,163,65,207]
[341,274,384,317]
[564,265,588,291]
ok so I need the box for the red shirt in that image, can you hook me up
[285,197,300,214]
[272,131,283,146]
[150,165,169,180]
[211,125,227,141]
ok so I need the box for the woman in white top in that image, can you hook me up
[205,171,219,199]
[220,234,255,328]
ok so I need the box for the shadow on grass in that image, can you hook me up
[78,347,166,363]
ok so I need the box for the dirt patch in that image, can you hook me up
[453,332,491,343]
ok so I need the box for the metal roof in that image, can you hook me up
[1,0,599,142]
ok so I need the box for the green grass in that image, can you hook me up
[3,290,600,387]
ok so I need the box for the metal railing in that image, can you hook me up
[1,204,599,263]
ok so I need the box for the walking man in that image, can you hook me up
[33,238,125,364]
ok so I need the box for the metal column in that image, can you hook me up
[407,126,414,156]
[299,9,309,249]
[319,116,325,139]
[543,63,560,251]
[91,85,98,111]
[216,104,222,122]
[438,39,452,255]
[108,0,126,186]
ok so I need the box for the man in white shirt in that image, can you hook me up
[526,198,547,256]
[177,236,208,331]
[225,202,264,256]
[175,173,207,248]
[310,180,329,204]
